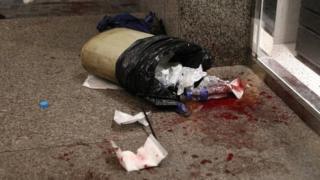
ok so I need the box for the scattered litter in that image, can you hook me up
[155,62,244,101]
[115,35,212,107]
[97,12,166,35]
[82,28,212,109]
[39,100,49,110]
[113,110,150,127]
[83,74,122,90]
[111,135,168,172]
[177,65,207,95]
[181,77,244,101]
[155,64,207,95]
[81,24,246,116]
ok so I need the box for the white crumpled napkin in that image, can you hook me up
[113,110,150,127]
[83,74,122,90]
[177,65,207,95]
[110,135,168,172]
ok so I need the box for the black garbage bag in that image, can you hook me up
[116,35,213,107]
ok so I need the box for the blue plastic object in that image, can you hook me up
[199,88,209,101]
[39,100,49,110]
[176,102,188,114]
[97,12,166,35]
[97,12,153,33]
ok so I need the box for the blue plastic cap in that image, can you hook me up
[39,100,49,110]
[176,103,188,114]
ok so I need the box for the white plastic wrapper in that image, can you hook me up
[177,65,207,95]
[198,75,228,88]
[155,64,207,95]
[113,110,150,127]
[83,74,122,90]
[155,63,182,87]
[111,135,168,172]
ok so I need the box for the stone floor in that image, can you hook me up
[1,15,320,180]
[0,0,138,19]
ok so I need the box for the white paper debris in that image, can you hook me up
[111,135,168,172]
[83,74,122,90]
[155,64,207,95]
[198,75,228,88]
[228,78,244,99]
[177,65,207,95]
[155,63,183,87]
[113,110,150,127]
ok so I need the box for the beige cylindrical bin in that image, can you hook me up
[81,28,153,83]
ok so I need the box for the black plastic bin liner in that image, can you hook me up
[116,35,213,106]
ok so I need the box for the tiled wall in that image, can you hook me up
[140,0,254,66]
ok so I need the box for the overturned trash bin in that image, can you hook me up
[81,28,213,111]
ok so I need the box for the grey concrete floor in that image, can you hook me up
[0,0,138,19]
[1,15,320,180]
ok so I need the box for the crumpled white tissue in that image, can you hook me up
[155,64,207,95]
[155,63,183,87]
[111,135,168,172]
[83,74,122,90]
[113,110,150,127]
[177,65,207,95]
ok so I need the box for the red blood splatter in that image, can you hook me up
[200,159,212,165]
[226,153,234,161]
[218,112,238,120]
[266,95,273,99]
[239,129,246,134]
[191,154,199,158]
[190,171,201,177]
[201,96,259,121]
[259,91,267,96]
[55,151,73,162]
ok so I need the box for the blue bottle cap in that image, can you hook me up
[199,88,208,101]
[176,103,188,114]
[39,100,49,109]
